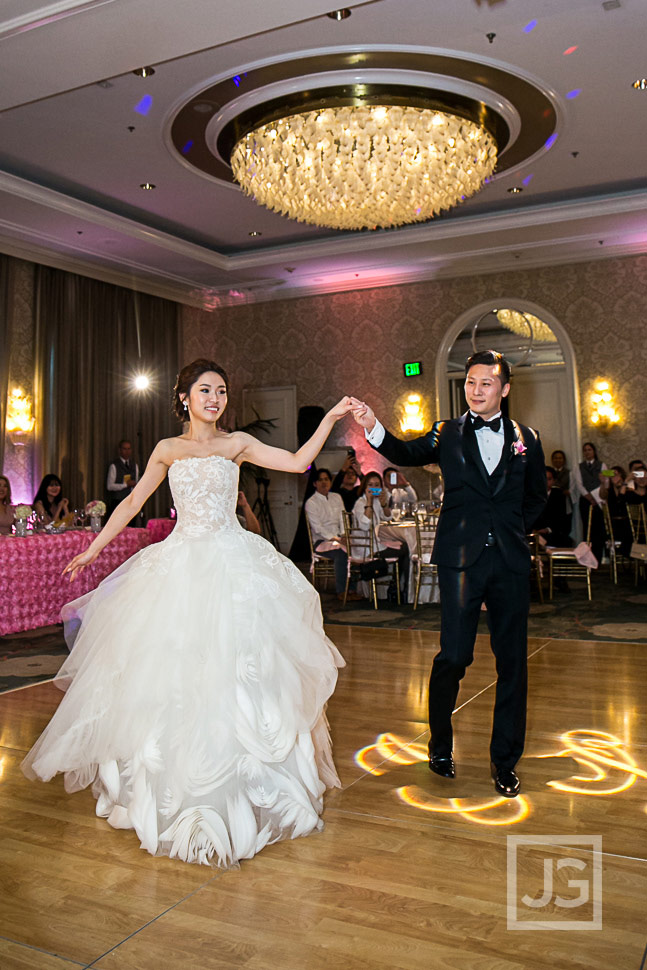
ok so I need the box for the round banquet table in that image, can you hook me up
[0,528,151,636]
[378,519,440,605]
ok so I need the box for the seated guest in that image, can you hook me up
[534,467,572,547]
[599,465,633,557]
[383,467,417,507]
[626,459,647,506]
[236,490,261,534]
[107,439,139,515]
[33,474,69,524]
[573,441,607,564]
[305,468,361,601]
[353,471,409,597]
[0,475,15,535]
[332,452,362,512]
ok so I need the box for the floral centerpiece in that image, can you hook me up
[13,503,32,536]
[14,503,32,519]
[86,499,106,532]
[85,500,106,516]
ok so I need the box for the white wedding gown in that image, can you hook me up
[22,455,344,867]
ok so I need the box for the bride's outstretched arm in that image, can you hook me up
[236,397,353,473]
[63,441,171,581]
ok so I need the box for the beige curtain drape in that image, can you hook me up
[34,266,180,519]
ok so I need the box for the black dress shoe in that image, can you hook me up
[429,754,456,778]
[490,762,520,798]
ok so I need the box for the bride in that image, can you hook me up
[22,359,350,867]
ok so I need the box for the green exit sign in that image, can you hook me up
[403,361,422,377]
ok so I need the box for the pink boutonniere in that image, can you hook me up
[511,439,527,457]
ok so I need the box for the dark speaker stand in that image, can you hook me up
[252,476,279,548]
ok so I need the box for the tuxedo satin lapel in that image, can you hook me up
[491,418,517,497]
[460,414,491,491]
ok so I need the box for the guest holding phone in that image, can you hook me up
[599,465,633,556]
[332,449,362,512]
[383,467,418,508]
[353,471,409,597]
[626,460,647,506]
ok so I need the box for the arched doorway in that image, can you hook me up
[435,299,581,470]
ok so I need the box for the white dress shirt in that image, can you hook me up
[305,491,345,544]
[469,410,504,475]
[365,414,504,476]
[389,484,418,506]
[106,459,140,492]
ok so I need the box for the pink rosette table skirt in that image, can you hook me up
[146,518,176,543]
[0,528,151,636]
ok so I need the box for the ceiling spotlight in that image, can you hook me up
[326,9,351,20]
[248,231,262,237]
[632,78,647,90]
[140,182,156,190]
[507,186,523,194]
[486,32,496,43]
[133,374,150,391]
[133,66,155,78]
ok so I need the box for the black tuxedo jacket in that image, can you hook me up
[372,414,547,574]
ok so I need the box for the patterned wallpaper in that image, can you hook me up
[3,259,36,504]
[183,253,647,494]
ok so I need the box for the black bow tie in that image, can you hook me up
[472,415,501,432]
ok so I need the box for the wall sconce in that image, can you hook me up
[400,393,425,433]
[6,387,35,445]
[590,380,620,428]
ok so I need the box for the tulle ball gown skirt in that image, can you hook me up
[22,455,344,867]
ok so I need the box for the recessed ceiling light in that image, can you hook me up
[632,78,647,90]
[507,186,523,194]
[96,80,113,89]
[248,231,262,237]
[602,0,621,9]
[326,9,351,20]
[133,66,155,78]
[140,182,156,190]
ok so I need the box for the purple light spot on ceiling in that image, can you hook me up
[523,19,538,33]
[181,140,194,154]
[566,88,582,99]
[544,133,558,150]
[522,174,534,186]
[134,94,152,115]
[233,75,241,87]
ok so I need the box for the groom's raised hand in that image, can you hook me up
[350,397,377,433]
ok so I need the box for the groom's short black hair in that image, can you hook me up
[465,350,511,386]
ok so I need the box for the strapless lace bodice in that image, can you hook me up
[168,454,240,537]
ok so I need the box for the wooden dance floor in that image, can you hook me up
[1,626,646,969]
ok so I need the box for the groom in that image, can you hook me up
[352,350,547,797]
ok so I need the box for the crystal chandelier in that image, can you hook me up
[496,309,557,343]
[230,103,498,231]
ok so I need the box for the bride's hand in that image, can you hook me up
[349,397,376,431]
[62,547,100,582]
[327,396,354,421]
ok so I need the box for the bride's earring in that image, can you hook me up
[183,400,188,411]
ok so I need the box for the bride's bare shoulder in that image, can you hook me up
[153,436,189,464]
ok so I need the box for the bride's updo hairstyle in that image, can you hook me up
[173,359,229,421]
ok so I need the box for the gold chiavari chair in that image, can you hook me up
[545,504,594,600]
[628,503,647,584]
[305,513,336,591]
[412,512,439,609]
[341,511,400,610]
[602,502,633,584]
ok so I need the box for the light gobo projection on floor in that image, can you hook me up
[355,729,646,826]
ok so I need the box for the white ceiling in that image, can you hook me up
[1,0,646,307]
